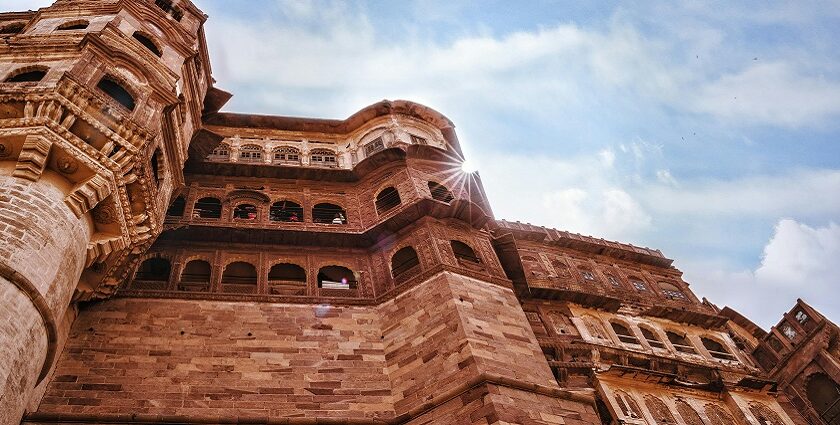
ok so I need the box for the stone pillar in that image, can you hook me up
[0,167,93,425]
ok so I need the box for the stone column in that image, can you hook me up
[0,167,93,425]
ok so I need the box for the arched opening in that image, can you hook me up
[269,200,303,222]
[97,77,135,111]
[222,261,258,293]
[428,181,454,203]
[132,31,162,57]
[166,196,186,217]
[233,203,258,220]
[748,402,785,425]
[135,258,170,282]
[629,277,648,291]
[5,68,47,83]
[667,331,697,354]
[208,143,230,161]
[151,148,162,185]
[807,374,840,424]
[239,144,263,163]
[583,316,609,341]
[310,149,337,168]
[179,260,211,292]
[391,246,420,280]
[0,22,24,35]
[375,187,401,214]
[57,20,88,31]
[193,197,222,219]
[317,266,356,290]
[267,263,307,295]
[611,322,640,345]
[659,281,686,300]
[579,268,597,282]
[272,146,300,165]
[640,326,666,349]
[312,203,346,224]
[701,337,736,361]
[451,240,481,264]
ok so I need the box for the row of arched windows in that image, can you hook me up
[133,240,482,293]
[167,182,455,223]
[208,144,338,168]
[583,315,738,362]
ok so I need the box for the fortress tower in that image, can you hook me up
[0,1,837,425]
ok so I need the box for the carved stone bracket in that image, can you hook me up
[65,174,113,218]
[13,134,52,181]
[86,234,128,267]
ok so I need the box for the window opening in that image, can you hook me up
[641,327,666,349]
[630,278,648,291]
[667,331,697,354]
[179,260,210,291]
[611,322,640,345]
[270,200,303,222]
[660,281,686,299]
[193,197,221,219]
[208,144,230,161]
[272,146,300,164]
[221,261,257,293]
[6,69,46,83]
[410,134,427,145]
[239,144,263,163]
[312,203,346,224]
[58,20,89,31]
[451,240,481,264]
[132,32,162,57]
[391,246,420,279]
[310,149,337,167]
[318,266,356,289]
[135,258,170,282]
[375,187,401,214]
[97,77,135,110]
[428,181,454,203]
[364,137,385,156]
[233,203,257,220]
[166,196,186,217]
[702,337,736,361]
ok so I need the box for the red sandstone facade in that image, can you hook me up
[0,1,837,424]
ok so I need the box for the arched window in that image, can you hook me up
[640,326,666,349]
[629,277,648,291]
[135,258,170,282]
[317,266,356,289]
[310,149,337,168]
[583,316,609,341]
[675,400,704,425]
[208,143,230,161]
[704,404,736,425]
[606,274,622,287]
[132,31,162,57]
[579,268,597,282]
[748,402,785,425]
[451,240,481,264]
[391,246,420,280]
[267,263,306,295]
[375,187,401,214]
[659,281,686,299]
[166,196,186,217]
[57,20,88,31]
[5,68,47,83]
[233,203,258,220]
[0,22,24,35]
[364,137,384,156]
[97,77,135,111]
[239,144,263,163]
[179,260,211,292]
[807,374,840,424]
[269,200,303,222]
[614,391,642,419]
[667,331,697,354]
[193,197,222,219]
[551,259,572,278]
[151,148,162,185]
[272,146,300,165]
[644,395,677,424]
[701,337,736,361]
[312,203,346,224]
[221,261,257,293]
[611,322,640,345]
[428,181,454,203]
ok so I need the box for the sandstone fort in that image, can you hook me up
[0,1,838,424]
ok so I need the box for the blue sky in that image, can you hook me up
[7,0,839,328]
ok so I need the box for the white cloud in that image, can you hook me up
[598,148,616,168]
[683,219,840,328]
[656,169,678,186]
[691,62,840,128]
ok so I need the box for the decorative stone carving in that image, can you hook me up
[13,134,52,181]
[675,400,704,425]
[55,153,79,174]
[644,395,676,424]
[91,203,118,224]
[0,140,11,158]
[65,175,112,218]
